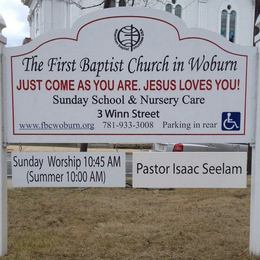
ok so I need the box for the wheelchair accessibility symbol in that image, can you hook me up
[222,112,241,131]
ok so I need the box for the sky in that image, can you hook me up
[0,0,29,47]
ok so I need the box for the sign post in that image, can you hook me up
[249,17,260,257]
[0,15,7,256]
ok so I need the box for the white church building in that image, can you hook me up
[21,0,256,46]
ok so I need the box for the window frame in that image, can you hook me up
[220,7,237,43]
[175,4,182,18]
[165,2,182,18]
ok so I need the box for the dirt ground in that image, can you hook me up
[0,176,254,260]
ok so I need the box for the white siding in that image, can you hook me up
[26,0,255,46]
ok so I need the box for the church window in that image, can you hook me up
[104,0,128,8]
[119,0,126,7]
[165,2,182,18]
[220,10,228,37]
[166,4,172,13]
[220,6,237,43]
[229,10,236,42]
[175,4,182,18]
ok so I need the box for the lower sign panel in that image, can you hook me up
[133,152,247,188]
[12,152,125,188]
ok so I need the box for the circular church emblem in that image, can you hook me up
[114,25,144,51]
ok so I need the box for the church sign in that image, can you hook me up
[2,7,260,258]
[3,8,256,143]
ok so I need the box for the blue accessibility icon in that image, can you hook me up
[222,112,241,131]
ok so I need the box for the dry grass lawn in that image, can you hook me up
[1,177,254,260]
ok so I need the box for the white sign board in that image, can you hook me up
[133,152,247,188]
[3,8,256,143]
[12,152,125,187]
